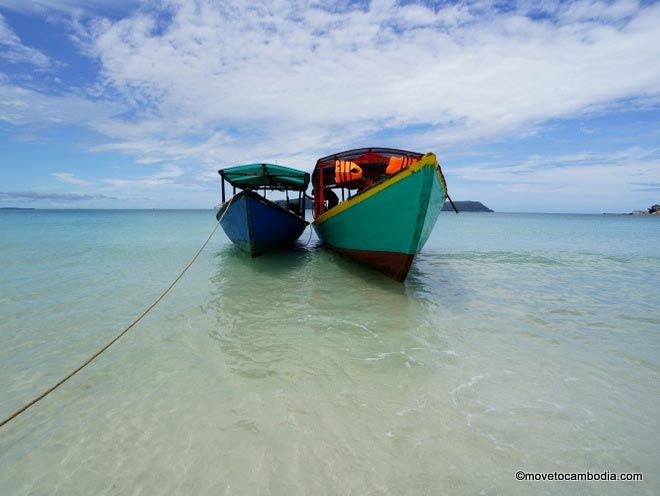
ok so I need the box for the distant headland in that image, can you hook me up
[275,198,313,209]
[0,207,36,210]
[604,204,660,216]
[442,200,493,212]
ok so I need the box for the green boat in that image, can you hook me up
[311,148,455,281]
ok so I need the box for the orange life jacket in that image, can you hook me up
[386,156,417,175]
[335,160,363,184]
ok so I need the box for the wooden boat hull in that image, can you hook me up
[217,190,308,256]
[312,154,446,281]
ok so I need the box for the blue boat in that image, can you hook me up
[216,163,310,256]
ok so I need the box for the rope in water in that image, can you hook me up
[302,223,314,246]
[0,201,233,430]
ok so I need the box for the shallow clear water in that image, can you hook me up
[1,210,659,495]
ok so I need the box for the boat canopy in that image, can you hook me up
[313,148,423,185]
[311,147,424,217]
[219,163,310,191]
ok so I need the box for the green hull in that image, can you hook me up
[313,158,446,281]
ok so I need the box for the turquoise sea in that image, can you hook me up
[1,210,659,495]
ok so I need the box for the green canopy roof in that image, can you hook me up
[219,163,310,191]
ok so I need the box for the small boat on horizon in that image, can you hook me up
[216,163,310,256]
[311,147,455,281]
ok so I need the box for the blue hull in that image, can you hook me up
[216,190,308,256]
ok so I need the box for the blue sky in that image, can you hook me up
[1,0,659,212]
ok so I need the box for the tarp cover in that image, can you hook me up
[219,163,309,191]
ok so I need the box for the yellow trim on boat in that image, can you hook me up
[315,152,439,226]
[435,163,448,197]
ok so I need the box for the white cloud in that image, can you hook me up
[2,0,660,187]
[51,172,93,185]
[0,75,123,125]
[447,146,660,212]
[78,0,660,164]
[0,13,52,68]
[0,190,115,202]
[103,164,185,188]
[558,0,640,23]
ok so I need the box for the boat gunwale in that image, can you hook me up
[217,189,309,225]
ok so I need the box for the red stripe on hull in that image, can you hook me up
[331,246,416,282]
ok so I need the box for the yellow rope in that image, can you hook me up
[0,211,228,429]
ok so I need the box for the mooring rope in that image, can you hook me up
[0,201,233,430]
[302,223,314,246]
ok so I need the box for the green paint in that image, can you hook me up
[220,163,309,190]
[313,163,446,255]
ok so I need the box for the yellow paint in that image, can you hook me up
[435,163,448,196]
[315,152,439,226]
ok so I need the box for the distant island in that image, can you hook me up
[275,198,313,209]
[0,207,36,210]
[604,204,660,216]
[643,204,660,215]
[442,200,493,212]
